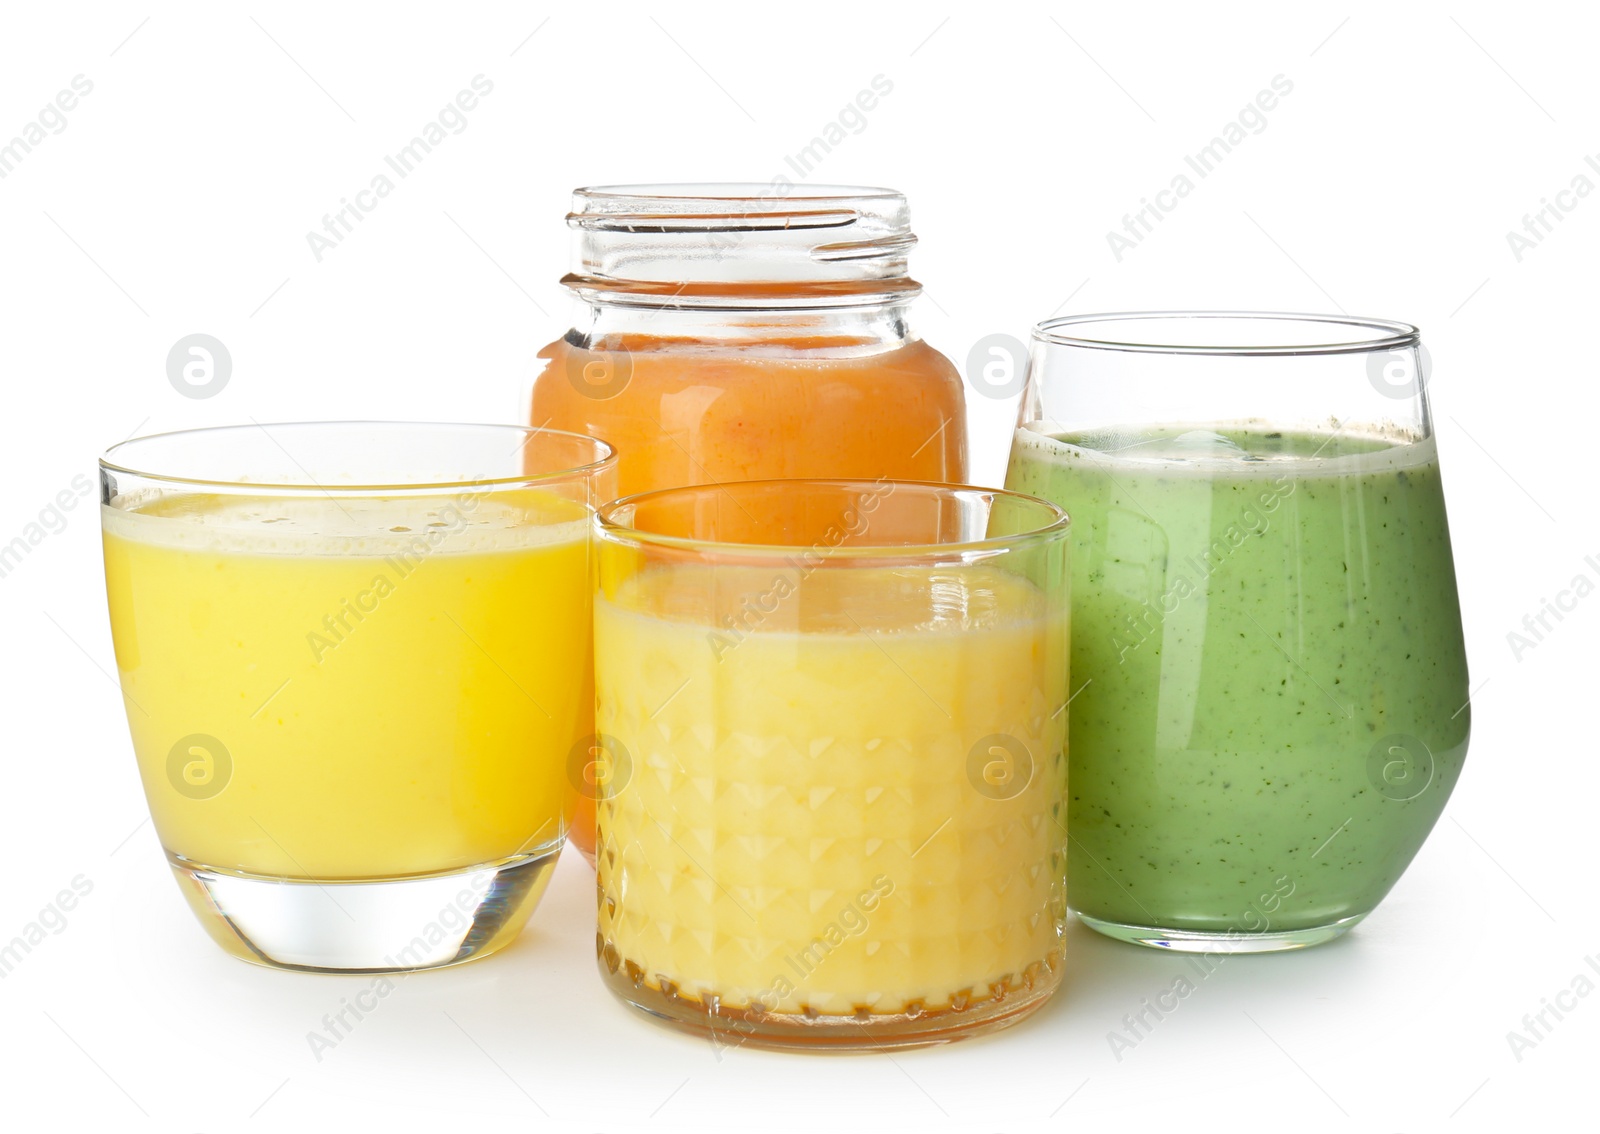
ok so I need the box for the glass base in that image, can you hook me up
[600,951,1062,1052]
[1075,911,1365,953]
[169,848,560,972]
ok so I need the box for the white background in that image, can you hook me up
[1,1,1595,1130]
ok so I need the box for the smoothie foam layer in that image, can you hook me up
[1011,419,1436,476]
[102,490,588,557]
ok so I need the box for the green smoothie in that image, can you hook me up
[1005,423,1470,941]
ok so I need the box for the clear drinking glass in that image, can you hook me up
[100,423,615,971]
[592,479,1070,1048]
[1004,313,1470,952]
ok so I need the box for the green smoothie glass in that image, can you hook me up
[1005,312,1469,952]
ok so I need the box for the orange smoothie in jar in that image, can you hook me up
[532,333,964,501]
[531,185,970,862]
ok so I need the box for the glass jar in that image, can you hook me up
[532,184,969,862]
[592,480,1069,1049]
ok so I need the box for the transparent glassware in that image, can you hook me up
[99,423,615,972]
[592,479,1070,1049]
[532,183,969,863]
[1004,312,1470,952]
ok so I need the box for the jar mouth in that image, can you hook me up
[1035,311,1420,356]
[566,183,918,298]
[572,182,902,212]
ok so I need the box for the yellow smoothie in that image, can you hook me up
[103,489,591,880]
[594,562,1068,1020]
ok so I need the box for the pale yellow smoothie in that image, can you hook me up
[594,562,1068,1020]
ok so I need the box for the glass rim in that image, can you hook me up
[568,183,909,237]
[1033,311,1421,356]
[573,182,904,205]
[596,478,1070,559]
[566,184,917,290]
[99,421,617,494]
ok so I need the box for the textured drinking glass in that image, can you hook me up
[100,423,615,971]
[1005,312,1470,952]
[592,480,1069,1049]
